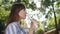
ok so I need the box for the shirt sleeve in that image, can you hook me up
[24,28,29,34]
[5,24,17,34]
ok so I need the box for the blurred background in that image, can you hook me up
[0,0,60,34]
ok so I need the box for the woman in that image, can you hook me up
[5,3,37,34]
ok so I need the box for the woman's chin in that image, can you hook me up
[23,17,26,19]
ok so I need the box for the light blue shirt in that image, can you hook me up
[5,22,27,34]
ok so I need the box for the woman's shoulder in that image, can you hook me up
[6,22,18,29]
[9,22,17,26]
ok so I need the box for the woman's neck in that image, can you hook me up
[17,20,21,25]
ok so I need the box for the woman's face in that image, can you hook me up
[19,9,26,19]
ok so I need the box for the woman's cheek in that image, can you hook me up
[20,13,25,18]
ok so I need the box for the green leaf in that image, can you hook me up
[0,0,2,5]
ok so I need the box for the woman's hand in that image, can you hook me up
[28,19,37,34]
[30,19,37,30]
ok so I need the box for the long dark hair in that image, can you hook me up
[6,3,25,27]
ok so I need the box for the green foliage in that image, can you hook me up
[0,7,9,21]
[20,19,24,27]
[56,1,60,7]
[42,0,52,7]
[0,6,10,30]
[0,0,2,5]
[46,17,55,31]
[56,14,60,23]
[35,21,44,34]
[35,27,44,34]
